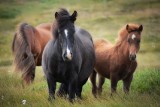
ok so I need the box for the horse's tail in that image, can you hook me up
[12,23,36,84]
[90,69,97,97]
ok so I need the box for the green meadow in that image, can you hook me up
[0,0,160,106]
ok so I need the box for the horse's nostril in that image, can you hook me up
[129,54,136,61]
[70,52,73,56]
[64,53,67,57]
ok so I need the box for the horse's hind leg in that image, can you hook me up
[90,69,97,97]
[97,74,105,95]
[123,74,133,94]
[46,74,56,101]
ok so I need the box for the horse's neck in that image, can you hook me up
[114,39,130,62]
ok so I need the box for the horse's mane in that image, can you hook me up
[115,23,140,45]
[58,8,70,16]
[12,23,36,84]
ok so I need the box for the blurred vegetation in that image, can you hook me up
[0,0,160,106]
[0,0,159,64]
[0,9,19,19]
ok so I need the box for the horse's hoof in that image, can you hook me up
[48,95,55,102]
[78,96,82,100]
[56,92,63,97]
[69,98,75,104]
[92,93,97,98]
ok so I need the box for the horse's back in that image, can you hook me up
[94,39,112,50]
[35,23,52,40]
[94,39,113,59]
[36,23,52,31]
[35,23,53,40]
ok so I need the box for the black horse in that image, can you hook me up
[42,9,95,102]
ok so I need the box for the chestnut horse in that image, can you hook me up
[90,23,143,97]
[12,22,53,84]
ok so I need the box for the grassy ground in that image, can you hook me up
[0,67,160,107]
[0,0,160,106]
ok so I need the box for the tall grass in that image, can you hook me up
[0,67,160,107]
[132,69,160,95]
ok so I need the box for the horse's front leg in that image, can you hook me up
[46,74,56,101]
[110,74,118,95]
[123,62,137,94]
[57,83,68,97]
[123,74,133,94]
[68,73,78,103]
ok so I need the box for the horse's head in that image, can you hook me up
[126,24,143,61]
[54,9,77,61]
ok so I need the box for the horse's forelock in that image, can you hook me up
[55,8,75,27]
[58,8,70,16]
[117,23,141,41]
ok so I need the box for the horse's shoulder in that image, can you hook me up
[75,27,91,38]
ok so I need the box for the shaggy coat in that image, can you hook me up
[12,23,53,84]
[90,23,143,97]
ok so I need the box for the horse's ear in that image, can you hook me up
[70,10,77,22]
[126,24,132,33]
[126,24,130,32]
[139,25,143,32]
[55,12,59,19]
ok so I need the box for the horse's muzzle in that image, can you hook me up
[129,54,136,61]
[63,52,73,61]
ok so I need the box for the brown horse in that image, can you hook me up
[12,22,53,84]
[90,23,143,97]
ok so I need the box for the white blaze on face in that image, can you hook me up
[64,29,68,37]
[64,29,72,60]
[131,34,136,40]
[66,46,72,60]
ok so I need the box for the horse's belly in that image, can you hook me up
[95,67,110,79]
[55,78,65,83]
[100,71,110,79]
[54,71,68,83]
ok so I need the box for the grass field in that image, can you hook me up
[0,0,160,106]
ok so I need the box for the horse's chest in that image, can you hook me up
[54,63,72,82]
[118,65,132,79]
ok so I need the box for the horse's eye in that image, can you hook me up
[23,53,28,60]
[137,40,140,44]
[128,39,131,43]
